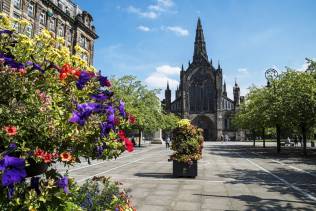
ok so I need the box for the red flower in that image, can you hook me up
[59,64,76,80]
[59,72,68,80]
[114,117,120,126]
[124,137,134,152]
[118,130,126,139]
[60,151,72,162]
[74,70,81,78]
[34,148,45,159]
[43,152,52,163]
[128,114,136,125]
[4,126,17,136]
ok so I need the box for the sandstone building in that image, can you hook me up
[163,18,244,141]
[0,0,98,64]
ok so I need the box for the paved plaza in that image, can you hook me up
[61,142,316,210]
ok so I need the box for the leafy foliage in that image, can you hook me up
[170,119,204,163]
[0,13,135,209]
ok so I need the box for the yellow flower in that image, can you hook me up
[177,119,191,127]
[19,18,30,27]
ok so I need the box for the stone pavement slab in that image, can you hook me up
[61,142,316,210]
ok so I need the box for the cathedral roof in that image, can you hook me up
[193,18,209,63]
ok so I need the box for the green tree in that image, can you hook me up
[277,70,316,155]
[111,75,178,144]
[233,87,270,147]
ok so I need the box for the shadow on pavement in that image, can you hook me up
[193,193,316,211]
[204,144,316,166]
[134,172,173,178]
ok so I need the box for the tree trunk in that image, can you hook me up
[276,124,281,153]
[252,130,256,147]
[302,125,307,156]
[262,128,265,148]
[138,129,142,147]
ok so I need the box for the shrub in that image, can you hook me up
[170,119,204,163]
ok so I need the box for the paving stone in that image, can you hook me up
[65,143,316,211]
[172,201,201,210]
[138,204,168,211]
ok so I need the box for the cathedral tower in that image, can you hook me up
[193,18,208,64]
[165,82,171,112]
[233,80,240,107]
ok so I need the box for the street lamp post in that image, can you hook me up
[265,68,280,153]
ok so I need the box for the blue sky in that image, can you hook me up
[75,0,316,99]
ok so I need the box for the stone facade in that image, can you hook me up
[0,0,98,65]
[163,18,245,141]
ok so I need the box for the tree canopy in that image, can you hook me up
[233,59,316,154]
[111,75,179,133]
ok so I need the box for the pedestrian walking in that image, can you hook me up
[299,135,303,147]
[165,136,170,149]
[131,136,136,147]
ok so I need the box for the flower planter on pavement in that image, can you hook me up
[173,160,197,178]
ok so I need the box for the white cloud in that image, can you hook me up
[149,0,174,12]
[137,25,151,32]
[127,0,175,19]
[145,65,180,95]
[127,6,158,19]
[237,68,248,74]
[156,65,180,75]
[165,26,189,37]
[145,72,179,89]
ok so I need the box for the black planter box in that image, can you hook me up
[173,160,197,178]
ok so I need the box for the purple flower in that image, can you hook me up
[0,155,26,198]
[106,105,115,124]
[26,61,44,73]
[90,90,113,101]
[99,75,111,87]
[76,71,92,90]
[100,121,114,137]
[69,103,103,126]
[118,100,126,118]
[0,30,13,35]
[57,176,69,194]
[0,54,24,69]
[8,143,17,151]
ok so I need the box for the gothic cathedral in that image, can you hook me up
[162,18,245,141]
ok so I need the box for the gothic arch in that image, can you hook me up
[191,115,216,141]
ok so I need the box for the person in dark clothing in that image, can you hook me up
[131,136,136,147]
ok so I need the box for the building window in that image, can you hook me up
[12,13,21,31]
[80,34,89,49]
[85,17,89,27]
[66,30,72,42]
[58,25,64,37]
[57,0,64,10]
[27,2,34,17]
[49,18,55,31]
[65,6,70,16]
[39,12,46,25]
[13,0,21,9]
[38,26,45,34]
[81,53,88,62]
[0,1,4,12]
[25,24,33,37]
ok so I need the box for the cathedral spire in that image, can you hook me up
[223,81,227,97]
[167,81,170,90]
[193,17,208,62]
